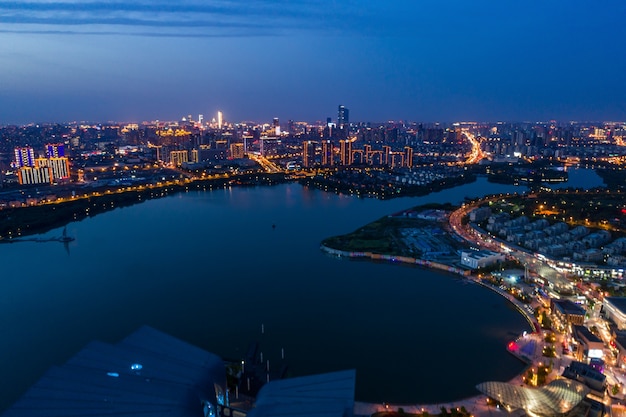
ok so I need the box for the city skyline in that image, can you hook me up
[1,1,626,125]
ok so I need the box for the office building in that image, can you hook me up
[338,105,349,129]
[170,150,189,166]
[273,118,280,136]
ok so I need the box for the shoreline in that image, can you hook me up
[320,244,542,415]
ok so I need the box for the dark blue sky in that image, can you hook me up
[1,0,625,124]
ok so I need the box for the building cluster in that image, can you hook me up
[477,210,626,269]
[302,138,414,169]
[12,144,70,185]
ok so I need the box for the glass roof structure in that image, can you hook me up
[476,379,590,416]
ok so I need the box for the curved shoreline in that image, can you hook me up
[320,244,541,414]
[320,244,539,332]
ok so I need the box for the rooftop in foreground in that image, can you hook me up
[476,378,590,417]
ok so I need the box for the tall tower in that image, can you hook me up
[322,140,334,166]
[302,141,316,167]
[338,105,349,130]
[217,111,223,129]
[340,140,352,166]
[273,118,280,136]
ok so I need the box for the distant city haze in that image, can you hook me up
[1,1,625,124]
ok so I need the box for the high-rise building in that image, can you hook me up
[302,141,316,167]
[46,143,65,158]
[217,111,223,129]
[14,147,35,168]
[321,140,334,166]
[273,118,280,136]
[404,146,414,168]
[338,105,349,130]
[37,157,70,180]
[170,150,189,166]
[230,143,244,159]
[17,154,70,185]
[17,167,51,185]
[339,140,352,166]
[382,145,391,166]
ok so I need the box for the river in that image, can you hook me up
[0,169,604,408]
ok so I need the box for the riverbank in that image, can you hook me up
[0,172,291,239]
[320,244,470,276]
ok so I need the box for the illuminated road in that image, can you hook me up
[449,196,572,291]
[248,153,283,173]
[461,130,486,165]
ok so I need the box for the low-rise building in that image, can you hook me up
[460,249,505,269]
[562,361,606,397]
[603,297,626,330]
[571,325,604,362]
[552,299,586,326]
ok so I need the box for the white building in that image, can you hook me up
[460,250,505,269]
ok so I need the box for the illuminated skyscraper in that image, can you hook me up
[37,157,70,180]
[273,118,280,136]
[170,150,189,166]
[14,147,35,167]
[321,140,334,166]
[338,105,349,129]
[302,141,316,167]
[404,146,414,168]
[339,140,352,166]
[217,111,223,129]
[382,145,391,166]
[230,143,244,159]
[46,143,65,158]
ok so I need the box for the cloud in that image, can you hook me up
[0,0,359,36]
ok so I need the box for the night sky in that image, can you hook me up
[1,0,625,124]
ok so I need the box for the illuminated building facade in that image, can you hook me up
[15,146,70,185]
[302,141,316,167]
[14,147,35,168]
[46,143,65,158]
[17,166,51,185]
[603,297,626,330]
[404,146,414,168]
[170,150,189,167]
[340,140,352,165]
[37,157,70,180]
[230,143,244,159]
[321,140,333,166]
[338,105,349,129]
[551,299,586,327]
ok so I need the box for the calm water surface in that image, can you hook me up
[0,170,603,408]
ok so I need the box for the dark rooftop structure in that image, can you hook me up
[573,325,603,344]
[552,299,586,316]
[562,361,606,394]
[248,370,355,417]
[2,326,226,417]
